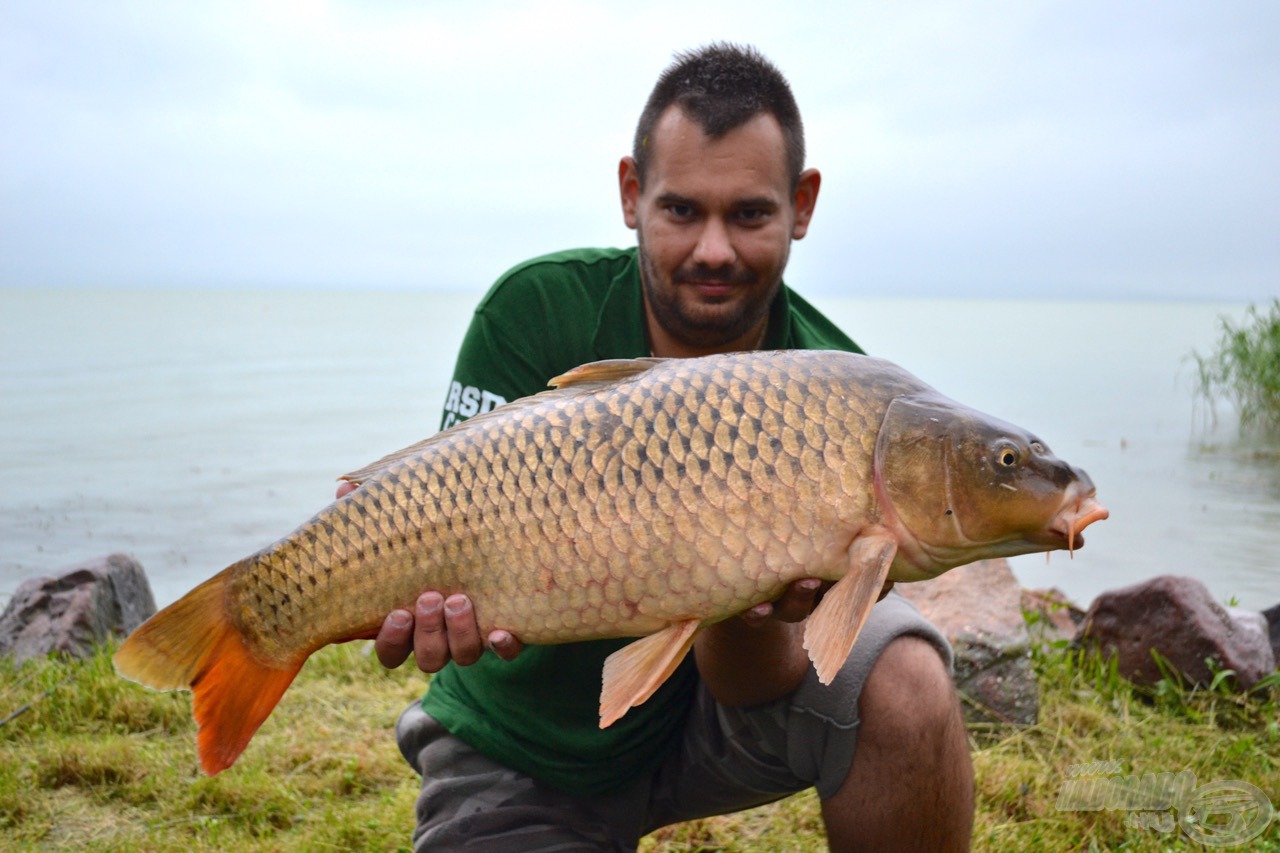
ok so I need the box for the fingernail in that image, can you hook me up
[388,610,411,628]
[799,579,821,591]
[444,594,468,616]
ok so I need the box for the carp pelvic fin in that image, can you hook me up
[548,358,666,389]
[113,561,303,775]
[599,619,701,728]
[803,534,897,684]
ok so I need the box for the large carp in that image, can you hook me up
[114,350,1107,774]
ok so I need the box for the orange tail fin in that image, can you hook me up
[112,562,303,775]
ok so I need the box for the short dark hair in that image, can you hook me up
[632,43,805,189]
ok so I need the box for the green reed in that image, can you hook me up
[1191,299,1280,435]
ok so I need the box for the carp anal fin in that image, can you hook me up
[803,534,897,684]
[549,357,667,389]
[113,561,304,775]
[599,619,700,728]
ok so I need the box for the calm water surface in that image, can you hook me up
[1,289,1276,611]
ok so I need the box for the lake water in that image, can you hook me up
[1,288,1277,613]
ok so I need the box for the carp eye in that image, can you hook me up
[996,447,1019,468]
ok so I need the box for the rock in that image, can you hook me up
[0,554,156,663]
[897,559,1038,725]
[1226,606,1272,655]
[1021,586,1085,644]
[1263,602,1280,663]
[1076,575,1276,690]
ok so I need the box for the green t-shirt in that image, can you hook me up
[422,246,864,796]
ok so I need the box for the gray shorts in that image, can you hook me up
[396,591,949,852]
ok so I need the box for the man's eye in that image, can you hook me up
[736,208,768,223]
[666,204,694,219]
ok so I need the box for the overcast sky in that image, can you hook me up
[2,0,1277,300]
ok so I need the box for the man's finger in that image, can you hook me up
[738,601,775,628]
[488,629,523,662]
[770,578,824,623]
[412,591,450,673]
[374,608,413,669]
[443,593,484,666]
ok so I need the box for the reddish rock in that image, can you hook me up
[1227,606,1272,657]
[0,554,156,663]
[897,559,1038,725]
[1263,602,1280,662]
[1076,575,1276,690]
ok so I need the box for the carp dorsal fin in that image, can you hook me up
[343,425,473,484]
[342,359,665,486]
[340,360,662,486]
[548,357,667,389]
[340,436,440,485]
[803,532,897,684]
[338,392,553,485]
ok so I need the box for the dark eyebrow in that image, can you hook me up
[656,192,698,209]
[654,193,780,211]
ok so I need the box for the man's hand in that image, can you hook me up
[736,577,895,627]
[374,592,523,672]
[336,481,522,673]
[696,576,895,707]
[738,577,825,626]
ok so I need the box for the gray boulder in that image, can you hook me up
[897,559,1038,725]
[1076,575,1276,690]
[0,553,156,663]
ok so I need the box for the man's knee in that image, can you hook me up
[820,635,973,849]
[860,634,962,742]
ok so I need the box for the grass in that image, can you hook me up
[0,643,425,851]
[1,637,1277,851]
[1190,298,1280,435]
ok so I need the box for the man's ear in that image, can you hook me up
[791,168,821,240]
[619,156,641,230]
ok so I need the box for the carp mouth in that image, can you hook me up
[1047,494,1110,555]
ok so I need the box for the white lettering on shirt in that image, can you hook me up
[442,381,507,430]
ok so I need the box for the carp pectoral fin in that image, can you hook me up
[599,619,701,729]
[113,561,303,775]
[803,534,897,684]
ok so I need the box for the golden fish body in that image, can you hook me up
[240,351,902,656]
[115,351,1108,774]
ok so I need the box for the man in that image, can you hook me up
[357,44,973,851]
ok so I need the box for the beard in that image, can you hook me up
[636,230,786,350]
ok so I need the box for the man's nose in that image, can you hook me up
[691,218,736,268]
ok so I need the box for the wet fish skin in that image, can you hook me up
[113,350,1107,775]
[229,352,905,660]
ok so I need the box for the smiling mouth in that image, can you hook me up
[686,281,737,298]
[674,266,755,292]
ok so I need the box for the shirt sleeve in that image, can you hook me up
[437,266,584,431]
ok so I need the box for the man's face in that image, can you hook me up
[619,107,820,357]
